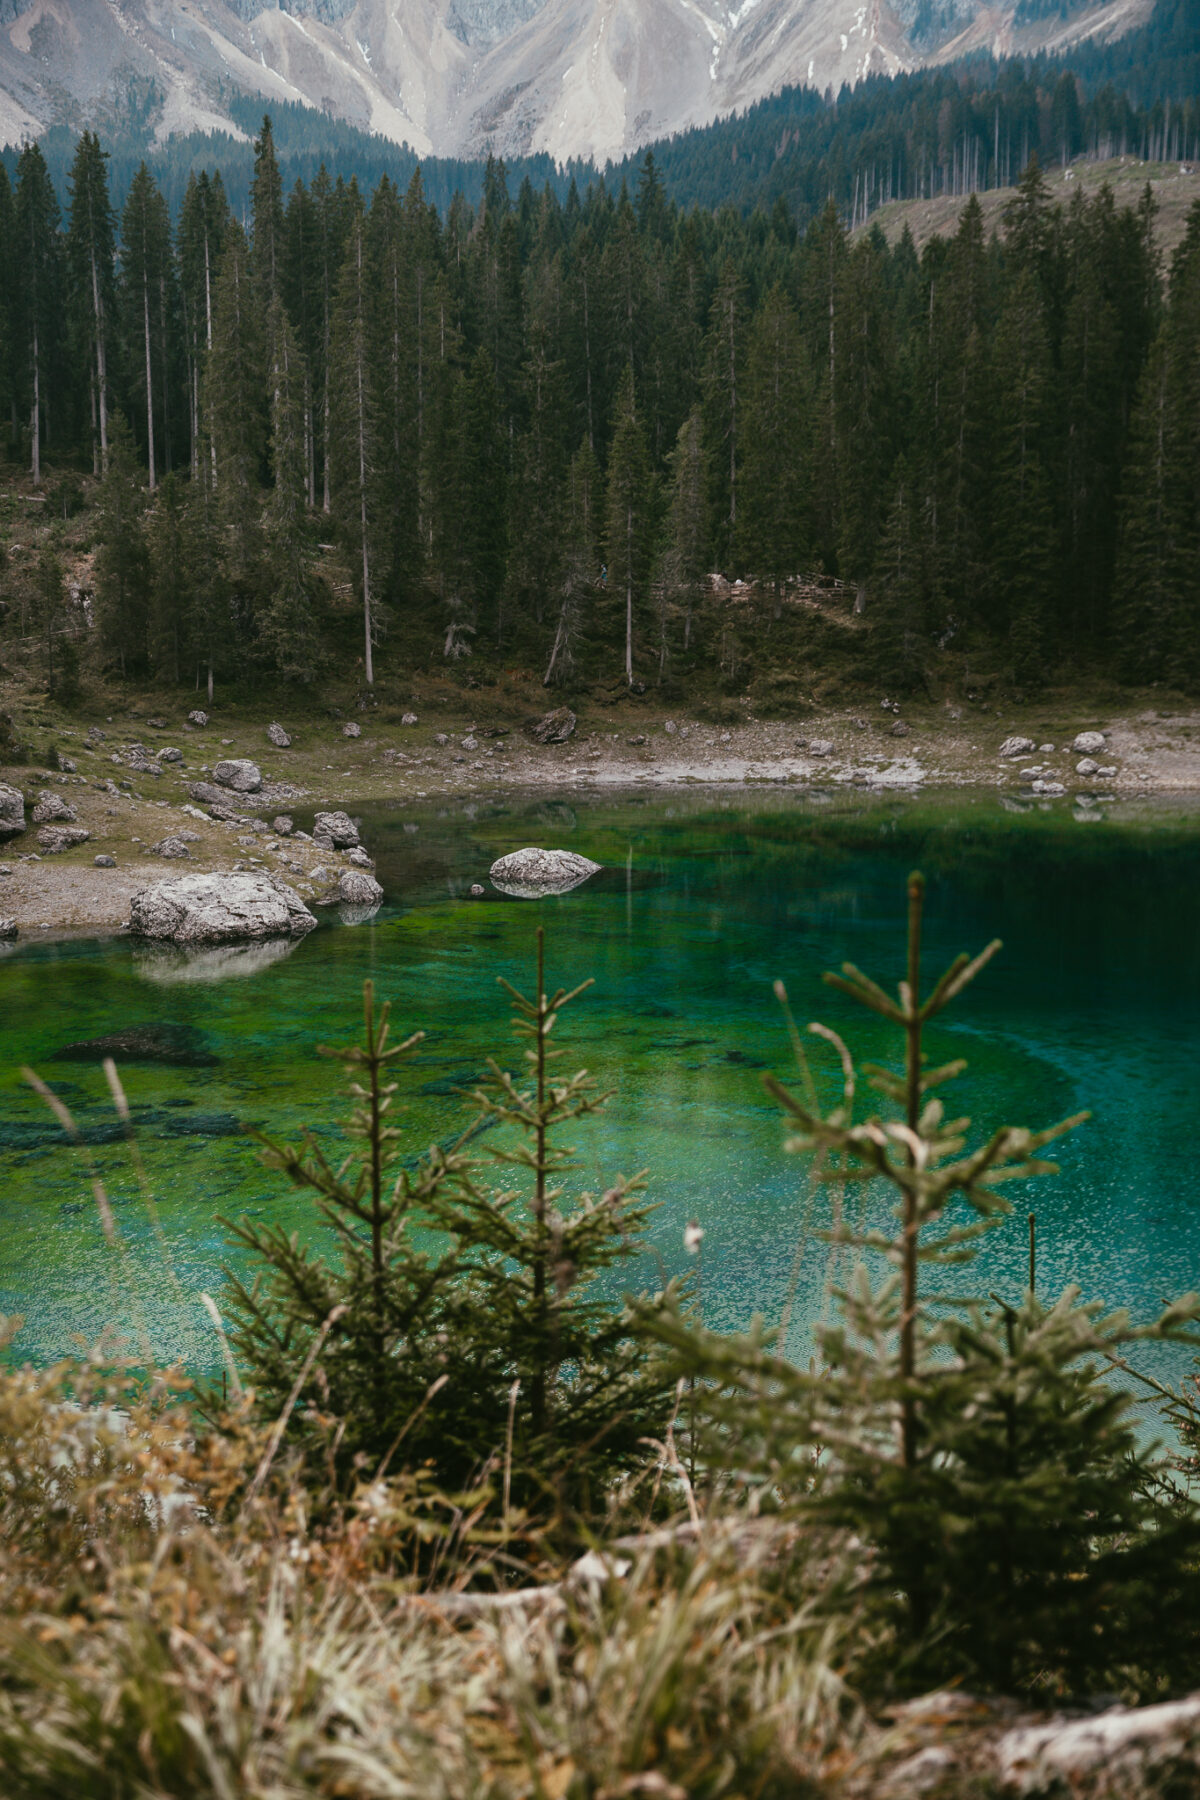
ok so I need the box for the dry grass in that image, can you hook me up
[0,1340,863,1800]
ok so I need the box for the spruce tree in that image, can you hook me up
[604,365,654,687]
[544,439,601,686]
[66,132,116,476]
[737,284,809,616]
[206,222,266,626]
[94,412,150,677]
[263,295,320,684]
[645,876,1200,1697]
[663,407,710,654]
[329,210,382,685]
[120,166,174,489]
[14,142,62,487]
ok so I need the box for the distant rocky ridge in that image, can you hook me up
[0,0,1151,167]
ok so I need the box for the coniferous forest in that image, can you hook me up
[2,106,1200,706]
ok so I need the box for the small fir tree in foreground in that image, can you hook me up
[645,873,1200,1696]
[226,939,673,1525]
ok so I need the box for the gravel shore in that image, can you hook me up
[2,697,1198,938]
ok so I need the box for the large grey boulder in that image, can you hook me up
[1072,730,1107,755]
[313,809,360,848]
[489,847,601,898]
[337,868,383,906]
[529,706,577,744]
[999,736,1036,759]
[187,710,209,727]
[157,746,183,763]
[0,784,24,840]
[266,722,291,748]
[37,825,90,854]
[129,872,317,944]
[213,758,262,793]
[32,790,76,824]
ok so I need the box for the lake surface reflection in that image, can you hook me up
[2,786,1199,1395]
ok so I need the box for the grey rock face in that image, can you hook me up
[489,847,601,897]
[273,815,294,835]
[151,836,192,858]
[337,868,384,906]
[1072,730,1107,755]
[129,872,318,943]
[0,785,25,839]
[342,721,361,738]
[313,809,360,848]
[157,746,183,763]
[999,736,1036,758]
[32,791,77,824]
[37,825,90,853]
[529,706,577,744]
[188,710,209,726]
[213,758,262,793]
[267,722,291,748]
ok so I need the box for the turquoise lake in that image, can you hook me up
[1,785,1199,1402]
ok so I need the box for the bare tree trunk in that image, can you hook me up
[91,247,108,473]
[144,273,156,491]
[31,322,40,487]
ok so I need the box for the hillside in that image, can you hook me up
[861,152,1200,253]
[0,0,1154,166]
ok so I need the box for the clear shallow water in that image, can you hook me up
[1,786,1199,1402]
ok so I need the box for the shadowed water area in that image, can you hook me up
[1,787,1199,1394]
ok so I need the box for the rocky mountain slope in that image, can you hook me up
[0,0,1153,166]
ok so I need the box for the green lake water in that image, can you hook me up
[2,785,1199,1399]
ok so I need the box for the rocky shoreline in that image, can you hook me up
[3,698,1200,940]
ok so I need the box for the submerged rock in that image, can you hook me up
[0,784,27,839]
[212,758,262,793]
[489,847,601,898]
[51,1023,217,1066]
[129,872,317,944]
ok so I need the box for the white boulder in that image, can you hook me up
[489,847,601,897]
[999,736,1036,759]
[313,809,360,848]
[1072,731,1106,755]
[213,758,262,793]
[337,868,383,906]
[129,872,317,943]
[267,722,291,748]
[0,785,24,839]
[32,790,76,824]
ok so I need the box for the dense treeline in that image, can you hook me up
[613,0,1200,219]
[2,117,1200,698]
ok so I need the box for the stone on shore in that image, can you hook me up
[529,706,577,744]
[213,758,262,793]
[489,847,601,897]
[0,785,26,839]
[267,722,291,748]
[1073,730,1107,755]
[337,868,383,906]
[313,809,360,848]
[1076,757,1099,776]
[808,740,834,757]
[32,791,77,824]
[37,825,90,854]
[129,872,317,943]
[0,918,16,940]
[999,736,1036,758]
